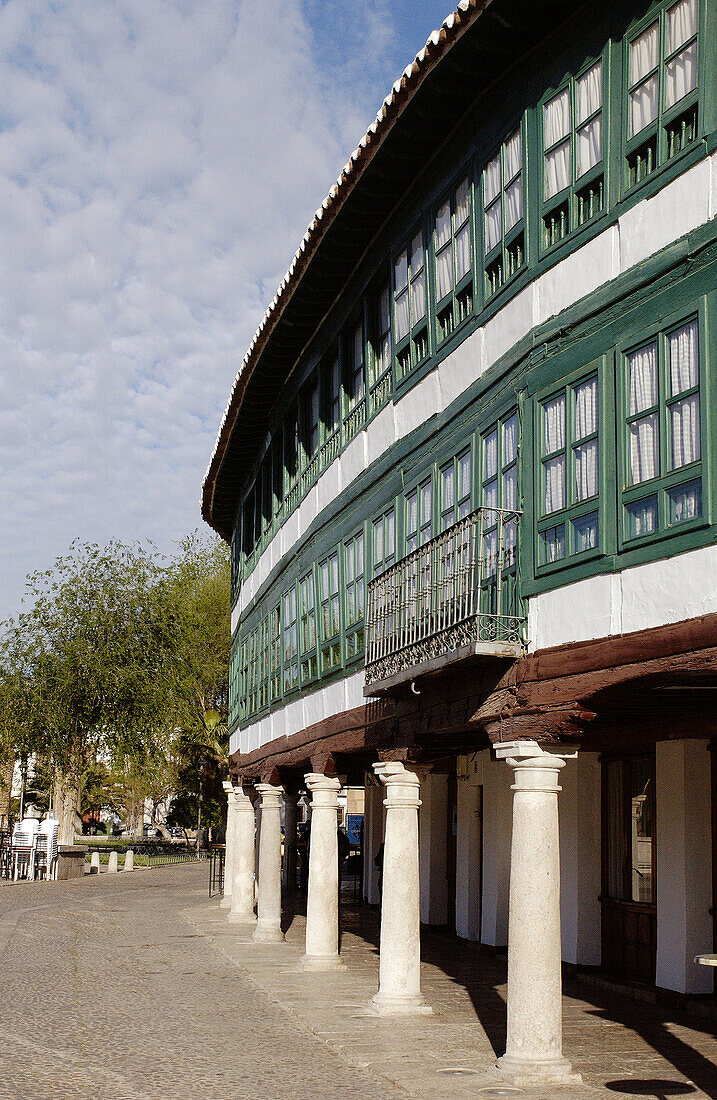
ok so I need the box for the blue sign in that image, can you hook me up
[345,813,363,846]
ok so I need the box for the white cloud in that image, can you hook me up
[0,0,403,622]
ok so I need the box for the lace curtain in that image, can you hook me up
[629,342,659,483]
[630,23,659,136]
[543,395,566,513]
[669,320,700,468]
[574,377,599,501]
[544,88,571,199]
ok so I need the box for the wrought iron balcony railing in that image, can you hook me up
[364,507,525,695]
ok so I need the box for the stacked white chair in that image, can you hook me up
[35,817,60,880]
[11,817,40,880]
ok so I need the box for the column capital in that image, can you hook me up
[254,782,283,809]
[304,773,341,808]
[495,741,575,794]
[373,761,421,809]
[222,780,234,796]
[232,785,255,813]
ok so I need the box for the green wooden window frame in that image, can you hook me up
[440,447,473,531]
[540,56,606,252]
[297,570,318,685]
[320,350,342,468]
[482,122,526,299]
[319,550,342,672]
[434,175,475,347]
[625,0,700,190]
[536,366,603,568]
[302,372,320,469]
[619,308,706,547]
[268,604,282,703]
[372,505,396,577]
[282,585,299,694]
[343,528,366,661]
[393,228,429,383]
[368,282,392,415]
[343,317,367,442]
[405,475,433,554]
[480,410,520,595]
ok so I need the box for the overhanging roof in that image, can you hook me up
[202,0,574,541]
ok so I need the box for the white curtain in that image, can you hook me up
[630,75,658,136]
[378,286,390,336]
[406,493,417,538]
[667,0,697,52]
[544,393,566,453]
[394,287,409,341]
[420,483,431,526]
[630,412,659,483]
[503,466,518,509]
[443,466,455,510]
[574,513,598,552]
[577,115,602,177]
[670,482,700,523]
[483,479,498,511]
[575,440,598,500]
[484,430,498,478]
[503,414,517,464]
[669,319,698,393]
[485,201,502,254]
[458,451,472,501]
[544,87,570,146]
[484,155,500,205]
[412,267,426,321]
[455,179,470,225]
[544,456,565,513]
[628,498,657,538]
[455,223,471,282]
[630,23,658,84]
[385,509,395,558]
[666,40,697,108]
[410,232,423,273]
[505,128,522,180]
[575,376,598,437]
[435,247,452,301]
[577,61,602,122]
[436,201,451,249]
[505,176,522,232]
[629,342,658,413]
[671,395,700,467]
[545,142,571,200]
[544,524,565,562]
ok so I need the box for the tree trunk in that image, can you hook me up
[127,796,144,838]
[0,755,14,828]
[53,774,81,845]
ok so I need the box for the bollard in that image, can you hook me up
[124,849,134,872]
[107,851,118,874]
[89,851,100,875]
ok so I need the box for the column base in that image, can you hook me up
[369,992,433,1017]
[219,896,233,908]
[298,953,346,972]
[226,911,257,926]
[251,923,285,944]
[495,1053,581,1087]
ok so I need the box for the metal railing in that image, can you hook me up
[365,507,524,692]
[84,841,211,869]
[209,844,225,898]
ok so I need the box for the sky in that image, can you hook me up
[0,0,453,625]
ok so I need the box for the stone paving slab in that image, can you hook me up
[186,894,717,1100]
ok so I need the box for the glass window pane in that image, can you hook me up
[667,0,697,52]
[458,451,472,502]
[483,478,498,511]
[504,128,522,181]
[484,430,498,479]
[629,412,659,483]
[435,246,453,300]
[630,74,658,136]
[577,115,602,177]
[412,267,426,322]
[542,523,566,562]
[671,393,700,467]
[484,200,502,254]
[503,465,518,509]
[484,155,500,205]
[436,201,451,249]
[665,40,697,108]
[575,376,598,438]
[573,511,598,552]
[669,319,699,394]
[442,465,455,511]
[668,478,701,524]
[575,439,598,500]
[630,23,659,84]
[544,87,571,147]
[543,394,566,454]
[505,175,523,232]
[503,415,518,465]
[630,758,653,904]
[455,223,471,282]
[455,178,470,225]
[386,509,395,558]
[378,286,390,336]
[577,61,602,123]
[394,249,408,292]
[629,343,658,413]
[626,495,658,538]
[406,492,417,536]
[395,288,409,342]
[410,232,423,272]
[545,141,571,200]
[420,482,432,525]
[544,455,566,513]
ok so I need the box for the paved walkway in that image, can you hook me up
[0,864,715,1099]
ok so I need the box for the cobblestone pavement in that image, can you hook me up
[1,866,716,1100]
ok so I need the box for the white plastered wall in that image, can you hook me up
[655,739,714,994]
[560,752,602,966]
[455,753,483,941]
[418,771,448,926]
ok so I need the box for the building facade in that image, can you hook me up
[203,0,716,1083]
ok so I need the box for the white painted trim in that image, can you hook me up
[233,153,716,624]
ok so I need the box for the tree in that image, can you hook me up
[0,541,177,843]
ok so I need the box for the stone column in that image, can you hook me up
[252,783,285,943]
[494,741,579,1087]
[371,761,431,1015]
[228,785,257,927]
[220,780,236,908]
[299,774,345,971]
[282,790,299,893]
